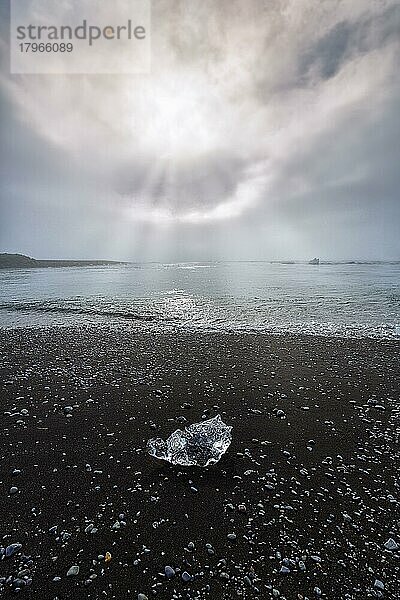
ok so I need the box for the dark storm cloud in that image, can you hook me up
[300,21,355,81]
[298,4,400,83]
[113,152,247,210]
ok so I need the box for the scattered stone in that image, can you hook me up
[383,537,398,551]
[164,566,175,579]
[280,565,290,574]
[374,579,385,591]
[5,543,22,558]
[311,555,321,563]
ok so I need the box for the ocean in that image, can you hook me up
[0,262,399,338]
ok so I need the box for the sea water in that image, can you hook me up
[0,262,399,338]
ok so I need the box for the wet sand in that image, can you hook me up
[0,328,399,599]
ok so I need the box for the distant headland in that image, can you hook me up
[0,253,124,269]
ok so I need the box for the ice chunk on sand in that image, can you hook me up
[147,414,232,467]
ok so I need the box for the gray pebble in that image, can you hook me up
[298,560,306,571]
[5,543,22,558]
[383,537,398,551]
[164,565,175,578]
[280,566,290,574]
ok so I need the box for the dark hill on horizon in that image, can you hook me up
[0,253,124,269]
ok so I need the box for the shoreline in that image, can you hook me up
[0,323,398,342]
[0,328,399,599]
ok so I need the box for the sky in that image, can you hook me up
[0,0,399,261]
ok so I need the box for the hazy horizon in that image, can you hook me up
[1,0,400,262]
[1,250,400,264]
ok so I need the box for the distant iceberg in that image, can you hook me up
[147,414,232,467]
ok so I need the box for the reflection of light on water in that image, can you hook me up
[161,263,215,270]
[159,291,214,325]
[1,263,399,338]
[176,265,215,270]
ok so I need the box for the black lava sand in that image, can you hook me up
[0,328,399,600]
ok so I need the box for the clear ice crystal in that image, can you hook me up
[147,414,232,467]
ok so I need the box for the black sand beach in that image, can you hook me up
[0,328,399,599]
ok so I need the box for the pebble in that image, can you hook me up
[383,537,398,551]
[311,555,321,563]
[280,566,290,574]
[67,565,80,577]
[5,543,22,558]
[164,565,175,578]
